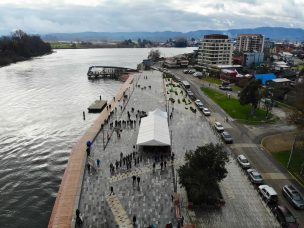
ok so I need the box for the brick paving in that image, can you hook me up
[78,70,279,228]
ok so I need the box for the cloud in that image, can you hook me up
[0,0,303,35]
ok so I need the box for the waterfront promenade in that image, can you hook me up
[50,69,279,228]
[48,75,134,228]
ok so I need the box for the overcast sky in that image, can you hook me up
[0,0,303,35]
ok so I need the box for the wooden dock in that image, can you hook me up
[88,100,107,113]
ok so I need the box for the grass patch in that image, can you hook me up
[271,151,304,186]
[201,87,276,124]
[232,85,242,92]
[291,64,304,71]
[50,42,75,49]
[201,76,222,85]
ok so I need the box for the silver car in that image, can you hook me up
[247,168,263,184]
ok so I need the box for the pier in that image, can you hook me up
[88,100,107,113]
[87,66,137,80]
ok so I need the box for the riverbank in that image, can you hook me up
[0,31,52,67]
[48,75,134,227]
[0,51,53,68]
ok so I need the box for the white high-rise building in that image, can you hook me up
[198,34,233,68]
[236,34,265,53]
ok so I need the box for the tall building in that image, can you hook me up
[236,34,265,52]
[198,34,233,68]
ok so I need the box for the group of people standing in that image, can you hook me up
[109,151,143,175]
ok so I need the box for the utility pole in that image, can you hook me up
[287,136,296,169]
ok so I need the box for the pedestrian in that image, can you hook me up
[171,194,174,202]
[152,162,156,173]
[226,116,229,122]
[96,159,100,168]
[160,161,163,170]
[164,160,167,168]
[120,152,123,159]
[115,160,119,170]
[86,147,90,157]
[137,176,140,186]
[132,175,136,185]
[113,96,115,101]
[87,163,90,174]
[75,209,83,225]
[110,186,114,195]
[133,215,136,225]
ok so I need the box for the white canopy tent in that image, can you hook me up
[136,108,171,146]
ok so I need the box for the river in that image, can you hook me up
[0,47,196,228]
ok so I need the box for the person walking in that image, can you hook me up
[160,161,163,171]
[164,160,167,169]
[152,162,156,173]
[96,159,100,168]
[110,186,114,195]
[132,175,136,185]
[137,176,140,186]
[133,215,137,225]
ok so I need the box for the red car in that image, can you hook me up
[274,205,299,228]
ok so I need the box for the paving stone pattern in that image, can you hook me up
[78,71,279,228]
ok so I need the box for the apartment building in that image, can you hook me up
[236,34,265,52]
[198,34,233,68]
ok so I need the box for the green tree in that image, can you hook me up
[178,143,229,204]
[239,79,262,116]
[148,49,160,61]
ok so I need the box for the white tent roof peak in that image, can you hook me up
[148,108,167,118]
[136,108,170,146]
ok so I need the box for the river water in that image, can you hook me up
[0,48,196,228]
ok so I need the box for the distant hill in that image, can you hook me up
[42,27,304,42]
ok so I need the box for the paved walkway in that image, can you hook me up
[78,70,279,228]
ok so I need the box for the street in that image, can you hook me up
[169,68,304,227]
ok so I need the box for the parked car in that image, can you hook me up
[186,89,191,93]
[214,122,224,132]
[219,85,232,91]
[274,205,299,228]
[188,69,196,74]
[237,154,250,168]
[247,168,263,184]
[282,185,304,210]
[221,131,233,144]
[258,185,278,204]
[194,99,204,110]
[193,72,203,77]
[202,108,211,116]
[183,69,189,74]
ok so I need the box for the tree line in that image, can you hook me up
[0,30,51,67]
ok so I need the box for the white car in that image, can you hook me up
[194,99,204,110]
[202,108,211,116]
[193,72,203,77]
[237,154,250,169]
[214,122,224,132]
[247,169,263,184]
[258,185,278,204]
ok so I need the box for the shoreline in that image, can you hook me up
[0,51,53,68]
[48,75,134,228]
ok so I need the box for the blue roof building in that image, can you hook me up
[255,73,276,85]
